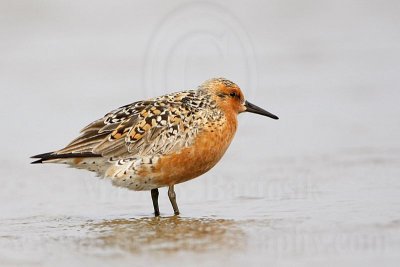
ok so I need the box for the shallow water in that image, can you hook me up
[1,0,400,266]
[1,148,400,266]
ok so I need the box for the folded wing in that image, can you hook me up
[55,91,203,159]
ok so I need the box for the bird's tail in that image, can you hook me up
[30,152,101,164]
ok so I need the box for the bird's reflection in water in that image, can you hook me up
[82,216,244,254]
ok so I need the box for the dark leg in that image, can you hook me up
[168,185,180,215]
[151,188,160,216]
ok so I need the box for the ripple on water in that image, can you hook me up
[80,216,245,254]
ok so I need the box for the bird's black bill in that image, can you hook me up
[244,100,279,120]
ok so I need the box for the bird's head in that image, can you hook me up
[200,78,279,120]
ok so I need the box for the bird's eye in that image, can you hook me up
[230,92,237,97]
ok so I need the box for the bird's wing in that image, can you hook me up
[56,91,208,158]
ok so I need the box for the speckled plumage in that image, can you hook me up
[32,78,278,215]
[64,91,219,155]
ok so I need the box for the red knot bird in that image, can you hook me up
[31,78,278,216]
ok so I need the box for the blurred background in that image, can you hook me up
[1,0,399,266]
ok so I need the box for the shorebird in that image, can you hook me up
[31,78,278,216]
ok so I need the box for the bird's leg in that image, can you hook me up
[168,185,180,215]
[151,188,160,217]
